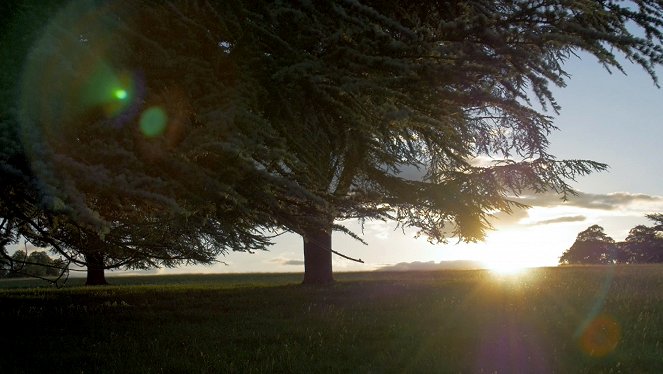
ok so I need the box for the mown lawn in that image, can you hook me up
[1,266,662,373]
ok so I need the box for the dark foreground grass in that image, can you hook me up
[1,266,663,373]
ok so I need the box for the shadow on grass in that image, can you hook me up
[1,267,662,373]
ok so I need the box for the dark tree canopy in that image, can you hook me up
[1,0,312,284]
[621,214,663,263]
[560,215,663,265]
[238,0,663,282]
[559,225,622,265]
[2,1,663,284]
[2,249,65,279]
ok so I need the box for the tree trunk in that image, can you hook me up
[84,252,108,286]
[302,226,334,285]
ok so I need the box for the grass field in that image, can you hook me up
[1,266,662,373]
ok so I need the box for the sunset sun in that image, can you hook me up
[485,260,529,275]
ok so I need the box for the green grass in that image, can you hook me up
[1,266,663,373]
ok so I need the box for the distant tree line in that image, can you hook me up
[559,214,663,265]
[0,250,66,278]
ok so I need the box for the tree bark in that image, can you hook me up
[302,226,334,285]
[84,252,108,286]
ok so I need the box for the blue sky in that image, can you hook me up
[134,53,662,276]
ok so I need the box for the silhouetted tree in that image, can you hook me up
[238,0,663,283]
[0,0,68,282]
[3,250,65,278]
[4,1,663,285]
[559,225,622,265]
[1,0,305,285]
[0,252,8,277]
[649,214,663,229]
[621,214,663,263]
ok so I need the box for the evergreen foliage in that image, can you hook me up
[1,0,310,284]
[2,1,663,283]
[239,0,663,282]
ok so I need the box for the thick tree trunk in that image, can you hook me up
[84,252,108,286]
[302,226,334,285]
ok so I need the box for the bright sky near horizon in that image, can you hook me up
[130,53,662,276]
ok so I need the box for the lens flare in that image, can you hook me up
[18,0,142,145]
[114,88,128,100]
[79,62,137,118]
[579,314,621,357]
[139,106,168,137]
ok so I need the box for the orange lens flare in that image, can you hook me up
[578,314,621,357]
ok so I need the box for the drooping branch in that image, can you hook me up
[331,249,364,263]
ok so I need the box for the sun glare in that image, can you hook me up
[486,261,529,275]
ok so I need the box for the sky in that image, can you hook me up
[128,53,662,276]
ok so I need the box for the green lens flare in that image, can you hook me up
[139,106,168,137]
[114,89,128,100]
[78,63,134,118]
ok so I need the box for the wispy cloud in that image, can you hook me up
[490,209,530,226]
[492,191,663,228]
[362,220,394,240]
[269,258,304,266]
[531,215,587,225]
[376,260,485,272]
[514,191,663,211]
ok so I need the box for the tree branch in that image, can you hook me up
[331,249,364,263]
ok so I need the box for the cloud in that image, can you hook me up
[487,191,663,228]
[513,191,663,211]
[282,260,305,266]
[362,220,394,240]
[572,192,663,210]
[269,258,304,266]
[531,215,587,225]
[489,208,529,226]
[376,260,485,272]
[111,268,163,276]
[5,242,51,255]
